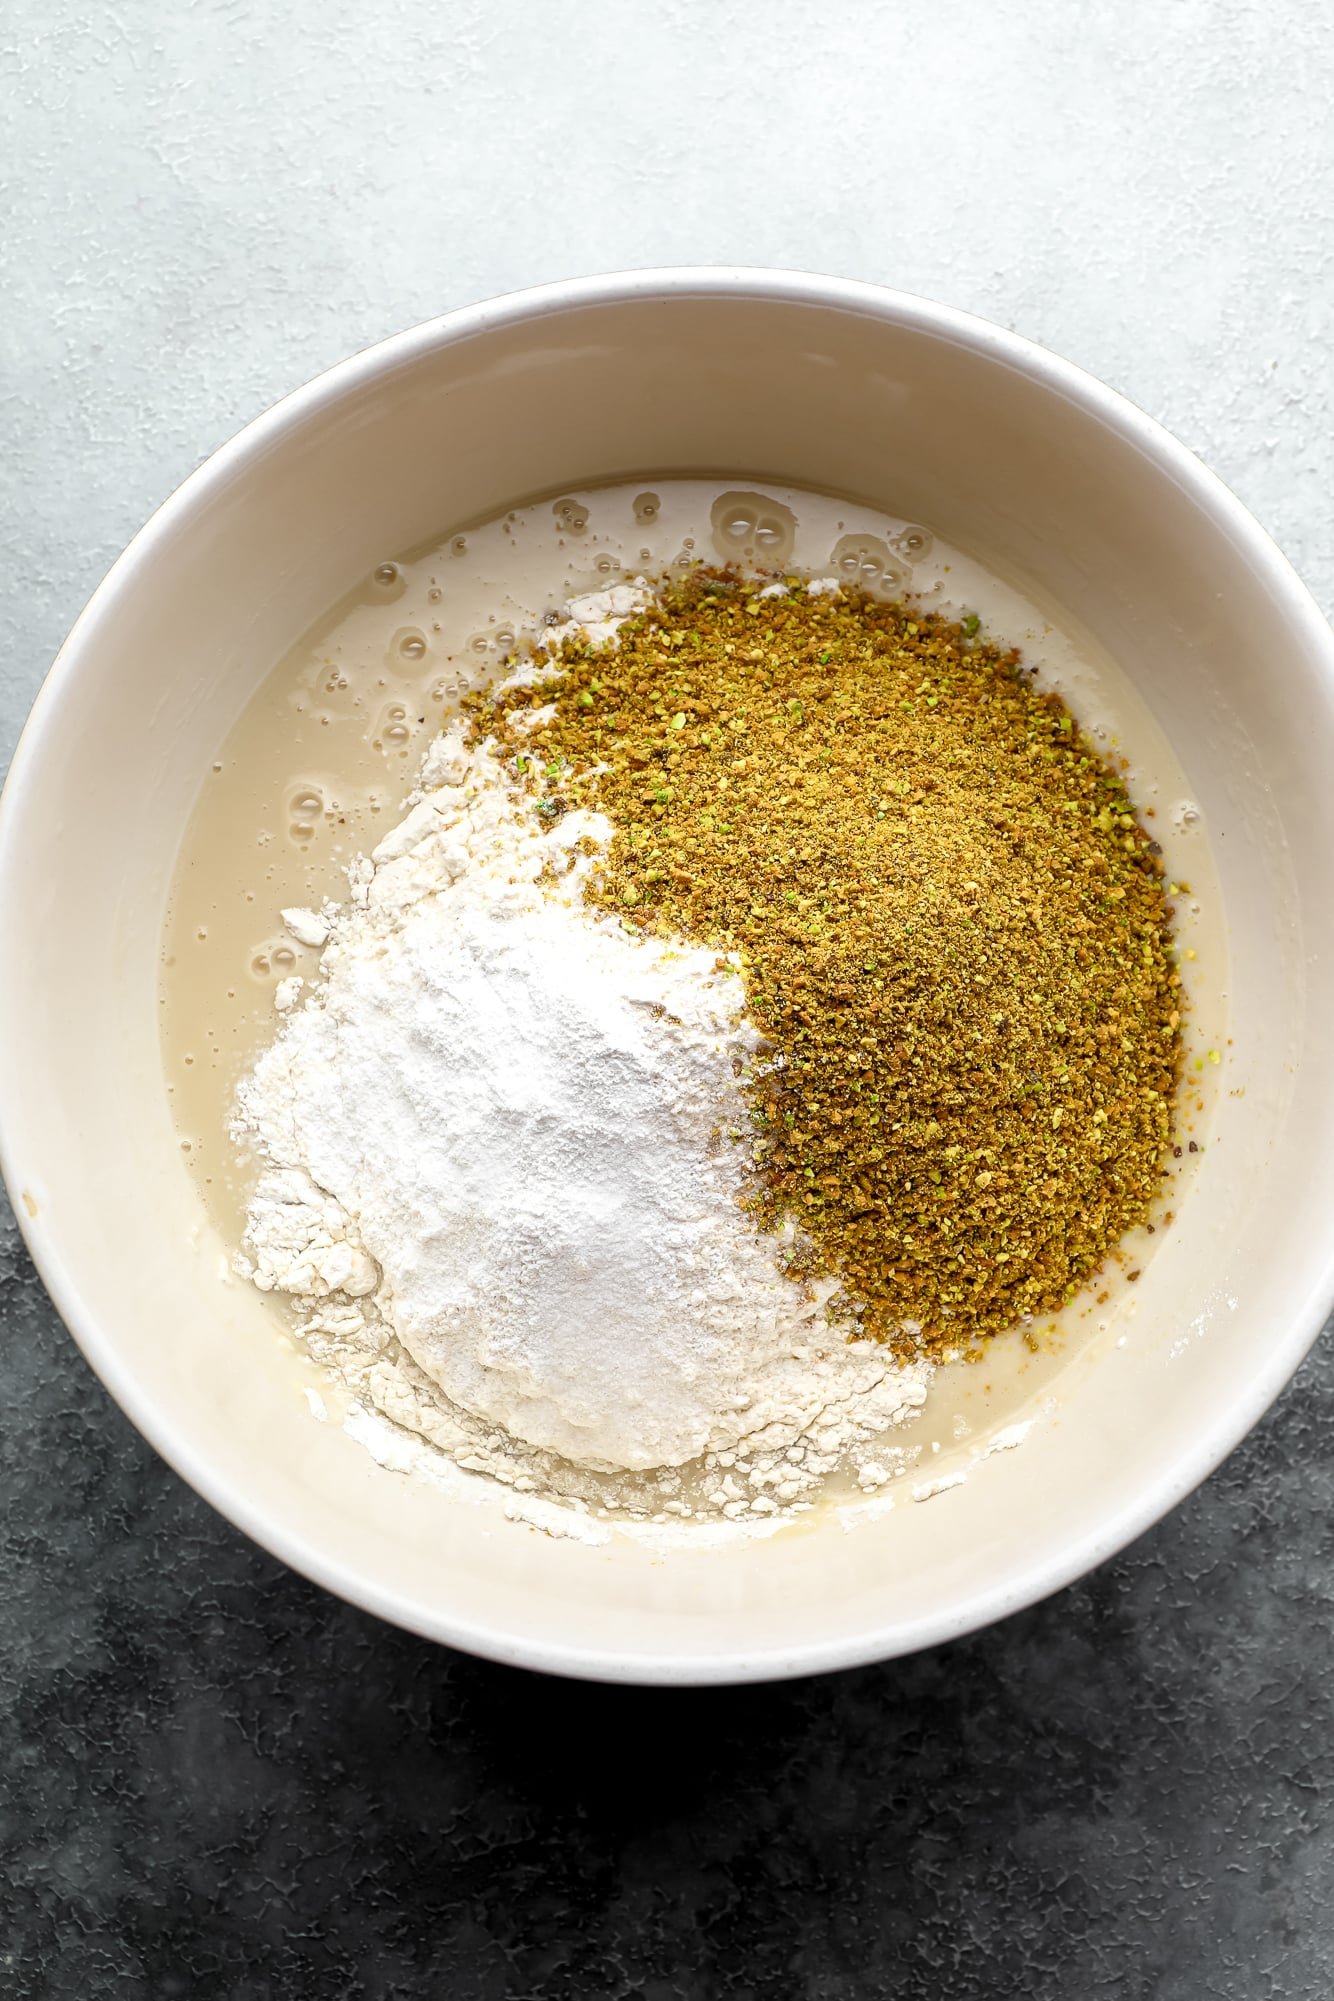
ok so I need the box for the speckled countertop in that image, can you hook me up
[4,5,1334,1995]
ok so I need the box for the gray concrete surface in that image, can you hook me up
[2,3,1333,1994]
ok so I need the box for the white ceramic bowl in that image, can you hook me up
[3,270,1333,1684]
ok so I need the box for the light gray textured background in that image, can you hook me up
[3,5,1334,1996]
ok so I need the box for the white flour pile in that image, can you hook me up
[232,710,930,1525]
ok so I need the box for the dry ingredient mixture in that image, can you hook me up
[230,567,1180,1525]
[488,572,1182,1357]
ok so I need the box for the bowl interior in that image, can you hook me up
[3,276,1333,1681]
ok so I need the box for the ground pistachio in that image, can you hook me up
[474,570,1181,1360]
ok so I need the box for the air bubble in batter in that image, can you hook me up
[829,533,911,599]
[710,491,797,568]
[552,497,589,535]
[393,627,428,664]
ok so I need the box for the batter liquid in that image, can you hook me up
[160,478,1227,1503]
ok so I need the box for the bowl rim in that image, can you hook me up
[4,265,1334,1684]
